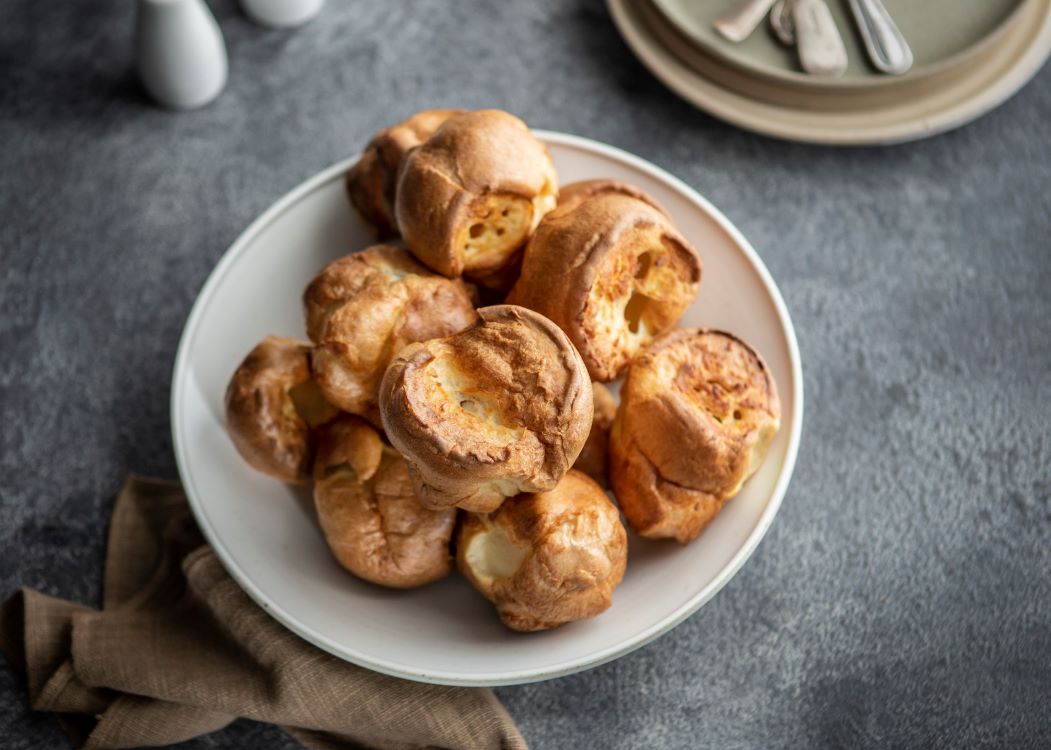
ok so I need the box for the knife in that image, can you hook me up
[792,0,848,77]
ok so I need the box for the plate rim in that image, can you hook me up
[649,0,1031,91]
[170,131,805,686]
[608,0,1051,145]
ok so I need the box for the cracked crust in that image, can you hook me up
[313,415,457,588]
[609,328,780,543]
[394,110,559,290]
[304,244,478,422]
[344,108,465,238]
[506,180,701,382]
[379,304,592,513]
[456,470,627,631]
[224,335,338,483]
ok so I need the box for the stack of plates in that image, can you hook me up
[607,0,1051,144]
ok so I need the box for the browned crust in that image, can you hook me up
[456,470,627,632]
[506,184,701,382]
[302,244,432,341]
[555,179,669,215]
[224,335,316,483]
[345,109,465,238]
[312,411,384,483]
[304,245,478,421]
[609,328,781,543]
[572,381,617,488]
[394,109,558,284]
[313,415,457,588]
[378,305,592,513]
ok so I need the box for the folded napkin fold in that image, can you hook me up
[0,476,527,750]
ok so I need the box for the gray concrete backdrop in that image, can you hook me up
[2,1,1050,748]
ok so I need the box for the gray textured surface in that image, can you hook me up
[2,1,1050,748]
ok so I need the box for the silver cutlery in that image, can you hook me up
[721,0,846,78]
[717,0,909,79]
[714,0,780,42]
[769,0,795,45]
[791,0,848,77]
[846,0,914,74]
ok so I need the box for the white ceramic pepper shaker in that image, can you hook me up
[136,0,228,110]
[240,0,324,28]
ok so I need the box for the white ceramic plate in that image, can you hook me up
[171,132,803,686]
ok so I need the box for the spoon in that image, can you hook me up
[846,0,914,75]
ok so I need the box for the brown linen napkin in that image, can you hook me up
[0,476,527,750]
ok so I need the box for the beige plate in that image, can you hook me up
[608,0,1051,144]
[652,0,1026,89]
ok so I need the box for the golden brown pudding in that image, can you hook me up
[304,244,477,421]
[344,108,465,238]
[610,328,780,543]
[313,415,457,588]
[395,110,558,290]
[225,335,338,483]
[379,305,592,513]
[457,470,627,631]
[507,180,701,381]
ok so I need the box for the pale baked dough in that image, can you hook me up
[507,180,701,381]
[457,470,627,631]
[609,328,780,543]
[379,305,592,513]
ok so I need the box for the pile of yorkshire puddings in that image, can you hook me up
[225,109,781,632]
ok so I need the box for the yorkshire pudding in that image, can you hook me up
[344,108,465,238]
[304,244,478,421]
[395,109,558,289]
[609,328,781,544]
[224,335,338,483]
[506,180,701,381]
[572,381,617,488]
[379,305,592,513]
[457,470,627,632]
[554,178,665,213]
[313,415,457,588]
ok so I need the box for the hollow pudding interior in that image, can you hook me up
[460,193,536,276]
[506,183,701,382]
[584,222,699,378]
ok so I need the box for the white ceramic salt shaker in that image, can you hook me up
[240,0,324,28]
[136,0,228,110]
